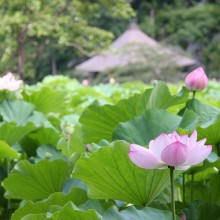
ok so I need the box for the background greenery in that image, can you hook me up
[0,76,220,219]
[0,0,219,83]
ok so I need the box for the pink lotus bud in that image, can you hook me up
[128,130,212,170]
[185,67,208,91]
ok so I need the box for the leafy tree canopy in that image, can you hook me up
[0,0,134,81]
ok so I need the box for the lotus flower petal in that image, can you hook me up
[128,130,212,170]
[190,130,197,141]
[175,165,191,171]
[161,142,188,167]
[183,143,212,166]
[149,133,171,161]
[179,134,188,145]
[0,72,22,91]
[129,144,163,169]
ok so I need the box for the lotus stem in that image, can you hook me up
[217,143,220,157]
[67,139,70,159]
[6,159,11,218]
[182,172,185,207]
[190,173,194,202]
[192,91,196,99]
[169,166,176,220]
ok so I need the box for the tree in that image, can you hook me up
[156,3,220,76]
[0,0,134,81]
[131,0,220,77]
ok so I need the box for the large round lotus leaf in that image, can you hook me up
[11,188,88,220]
[3,159,69,200]
[73,141,181,205]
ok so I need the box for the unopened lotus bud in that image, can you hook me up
[185,67,208,91]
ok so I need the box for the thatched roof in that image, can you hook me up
[76,23,196,72]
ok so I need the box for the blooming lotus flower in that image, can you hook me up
[0,72,22,91]
[185,67,208,91]
[128,130,212,170]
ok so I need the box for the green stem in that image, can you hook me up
[192,91,196,99]
[190,173,194,202]
[169,166,176,220]
[216,143,220,157]
[6,159,11,218]
[67,139,70,160]
[182,173,185,207]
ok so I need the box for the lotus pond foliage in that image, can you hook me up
[0,71,220,219]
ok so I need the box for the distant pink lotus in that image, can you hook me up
[185,67,208,91]
[128,130,212,170]
[0,72,22,91]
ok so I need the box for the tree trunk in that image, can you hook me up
[17,29,26,79]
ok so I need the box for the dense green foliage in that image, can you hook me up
[0,76,220,219]
[0,0,219,82]
[134,0,220,78]
[0,0,133,82]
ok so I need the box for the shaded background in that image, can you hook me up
[0,0,219,83]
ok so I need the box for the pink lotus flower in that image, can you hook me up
[128,130,212,170]
[185,67,208,91]
[0,72,22,91]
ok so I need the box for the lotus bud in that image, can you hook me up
[185,67,208,91]
[63,123,74,141]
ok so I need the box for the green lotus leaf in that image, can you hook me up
[79,89,152,143]
[0,99,53,128]
[178,109,200,130]
[79,199,113,216]
[80,82,188,144]
[11,187,88,220]
[145,82,188,109]
[3,159,69,200]
[27,127,60,146]
[0,140,20,159]
[197,114,220,146]
[20,213,46,220]
[35,145,66,162]
[103,206,178,220]
[73,141,181,205]
[49,202,101,220]
[23,87,70,114]
[185,99,220,125]
[0,122,36,145]
[0,100,35,125]
[113,108,181,146]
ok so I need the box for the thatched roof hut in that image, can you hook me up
[76,23,196,80]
